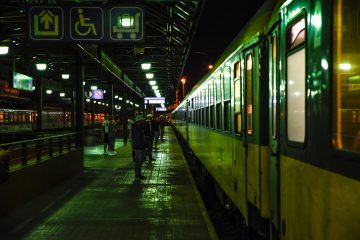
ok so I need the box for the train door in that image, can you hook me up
[268,24,280,240]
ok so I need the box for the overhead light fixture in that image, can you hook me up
[146,73,154,79]
[36,63,47,71]
[149,80,156,85]
[91,85,98,90]
[115,95,119,99]
[339,63,351,71]
[59,92,65,97]
[152,85,158,90]
[61,74,70,79]
[0,46,9,55]
[141,63,151,70]
[86,99,90,102]
[46,89,52,94]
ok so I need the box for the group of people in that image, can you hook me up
[129,114,167,180]
[102,114,167,180]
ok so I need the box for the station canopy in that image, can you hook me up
[0,0,205,105]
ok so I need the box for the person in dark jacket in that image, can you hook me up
[144,114,155,161]
[131,115,147,180]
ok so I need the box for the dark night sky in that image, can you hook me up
[182,0,266,91]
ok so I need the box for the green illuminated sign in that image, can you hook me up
[28,5,144,42]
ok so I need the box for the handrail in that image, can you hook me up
[0,132,77,148]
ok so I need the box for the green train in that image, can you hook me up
[172,0,360,239]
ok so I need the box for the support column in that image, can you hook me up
[36,76,43,133]
[71,89,76,131]
[76,56,84,147]
[110,82,114,118]
[122,86,128,143]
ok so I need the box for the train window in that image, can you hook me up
[332,0,360,152]
[210,105,214,129]
[271,34,278,140]
[286,17,306,143]
[288,18,305,50]
[216,75,222,102]
[8,112,13,123]
[216,103,221,130]
[209,81,214,105]
[246,54,253,135]
[202,108,206,126]
[234,61,242,135]
[224,67,231,100]
[224,101,230,132]
[234,61,240,78]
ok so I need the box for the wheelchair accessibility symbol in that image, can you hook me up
[75,9,97,36]
[70,7,102,40]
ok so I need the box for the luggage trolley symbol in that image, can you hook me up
[112,12,141,39]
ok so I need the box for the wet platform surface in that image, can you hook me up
[0,127,216,240]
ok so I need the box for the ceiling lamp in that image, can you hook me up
[61,74,70,79]
[141,63,151,70]
[149,80,156,86]
[146,73,154,79]
[0,46,9,55]
[36,63,47,71]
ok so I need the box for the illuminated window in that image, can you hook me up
[224,67,231,100]
[246,54,253,135]
[270,34,278,140]
[333,0,360,152]
[287,17,306,143]
[234,61,242,134]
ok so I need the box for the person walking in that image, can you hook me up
[127,117,135,161]
[144,114,155,161]
[152,116,160,150]
[131,115,147,180]
[159,115,166,141]
[107,119,117,155]
[102,116,110,154]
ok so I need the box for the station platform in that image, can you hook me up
[0,128,217,240]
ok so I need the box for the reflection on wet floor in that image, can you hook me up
[0,128,216,240]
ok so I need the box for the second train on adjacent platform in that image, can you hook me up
[173,0,360,239]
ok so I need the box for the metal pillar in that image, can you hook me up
[36,76,43,133]
[110,82,114,118]
[75,56,84,147]
[71,89,76,131]
[122,85,128,143]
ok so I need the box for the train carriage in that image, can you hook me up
[173,0,360,239]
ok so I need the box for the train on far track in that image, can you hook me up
[172,0,360,239]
